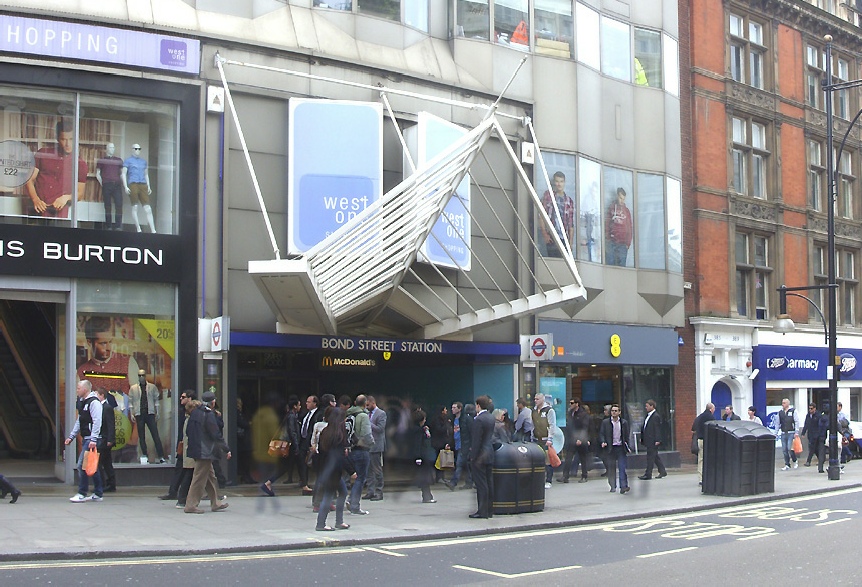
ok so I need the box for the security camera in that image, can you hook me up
[749,368,760,380]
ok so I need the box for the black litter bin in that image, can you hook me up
[702,420,775,496]
[492,442,545,514]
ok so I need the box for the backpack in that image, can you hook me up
[345,413,358,448]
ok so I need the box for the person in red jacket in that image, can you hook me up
[606,187,633,267]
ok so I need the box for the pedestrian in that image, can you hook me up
[315,408,350,532]
[776,398,800,470]
[159,390,195,504]
[531,393,558,489]
[297,394,322,496]
[691,402,715,485]
[363,395,387,501]
[310,394,335,512]
[184,391,231,514]
[639,399,667,480]
[345,394,373,515]
[447,402,473,491]
[260,396,301,497]
[560,397,590,483]
[801,402,827,471]
[491,408,512,445]
[95,387,117,493]
[600,404,630,494]
[722,405,741,421]
[176,398,198,509]
[513,397,533,442]
[746,406,762,425]
[65,380,104,502]
[470,396,495,519]
[411,409,437,504]
[0,473,21,503]
[235,398,254,484]
[429,405,453,483]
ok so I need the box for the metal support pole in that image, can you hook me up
[824,36,840,481]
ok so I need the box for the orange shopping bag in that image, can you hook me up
[83,445,99,476]
[547,445,562,468]
[791,435,803,455]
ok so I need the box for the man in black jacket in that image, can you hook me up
[600,404,630,494]
[159,390,195,501]
[639,399,667,480]
[470,395,495,519]
[560,398,591,483]
[722,405,741,421]
[447,402,473,490]
[96,388,117,492]
[691,402,715,485]
[801,402,827,471]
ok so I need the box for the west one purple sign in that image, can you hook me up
[0,14,200,74]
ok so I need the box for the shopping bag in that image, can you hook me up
[83,445,99,476]
[438,449,455,469]
[268,439,290,458]
[547,445,562,468]
[792,435,803,455]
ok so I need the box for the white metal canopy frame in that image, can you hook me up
[214,53,586,339]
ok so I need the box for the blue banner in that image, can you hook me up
[753,345,860,380]
[288,99,382,253]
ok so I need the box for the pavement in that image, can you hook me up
[0,455,859,562]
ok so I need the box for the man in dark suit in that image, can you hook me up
[297,394,322,495]
[599,404,630,494]
[469,395,495,519]
[639,399,667,480]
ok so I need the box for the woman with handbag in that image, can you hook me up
[260,397,301,497]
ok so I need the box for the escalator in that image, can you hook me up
[0,300,56,459]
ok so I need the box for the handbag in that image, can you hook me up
[792,435,803,455]
[83,445,99,476]
[268,439,291,458]
[547,444,562,468]
[690,432,699,455]
[435,449,455,470]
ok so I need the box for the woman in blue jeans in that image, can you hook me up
[315,408,350,532]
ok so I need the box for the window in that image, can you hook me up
[314,0,429,32]
[663,34,680,97]
[736,232,772,319]
[534,0,573,58]
[836,57,850,119]
[577,156,602,263]
[604,166,634,267]
[0,85,179,234]
[495,0,530,49]
[535,151,576,258]
[809,140,824,211]
[637,173,665,269]
[731,116,769,198]
[601,16,631,81]
[806,45,824,109]
[813,244,827,323]
[575,2,600,70]
[837,150,855,219]
[456,0,490,39]
[358,0,401,21]
[729,13,766,89]
[667,177,682,273]
[634,28,662,88]
[838,249,858,325]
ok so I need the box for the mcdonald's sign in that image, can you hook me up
[319,354,378,372]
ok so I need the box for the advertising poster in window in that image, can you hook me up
[287,99,383,253]
[535,152,575,258]
[76,314,174,464]
[404,112,472,270]
[539,375,567,429]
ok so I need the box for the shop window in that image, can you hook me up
[667,177,682,273]
[495,0,530,49]
[731,116,770,199]
[603,166,634,267]
[729,12,766,90]
[634,28,662,88]
[601,16,631,81]
[577,156,602,263]
[575,2,600,70]
[456,0,490,39]
[628,367,674,451]
[535,151,576,258]
[735,232,772,319]
[809,140,824,212]
[636,173,665,270]
[75,279,177,468]
[0,85,179,234]
[534,0,573,58]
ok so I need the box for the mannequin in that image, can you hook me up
[129,369,166,464]
[96,142,124,230]
[121,144,156,233]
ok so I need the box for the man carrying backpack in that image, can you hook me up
[345,394,374,516]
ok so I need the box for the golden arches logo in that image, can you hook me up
[322,356,333,367]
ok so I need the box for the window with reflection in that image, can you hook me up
[603,167,634,267]
[534,0,573,58]
[456,0,490,39]
[637,173,665,270]
[0,86,179,234]
[634,28,662,87]
[667,177,682,273]
[535,151,576,258]
[495,0,530,49]
[601,16,631,81]
[575,2,600,70]
[663,34,679,96]
[358,0,401,21]
[577,157,602,263]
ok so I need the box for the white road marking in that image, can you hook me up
[816,518,853,526]
[362,546,407,557]
[637,547,698,558]
[452,564,582,578]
